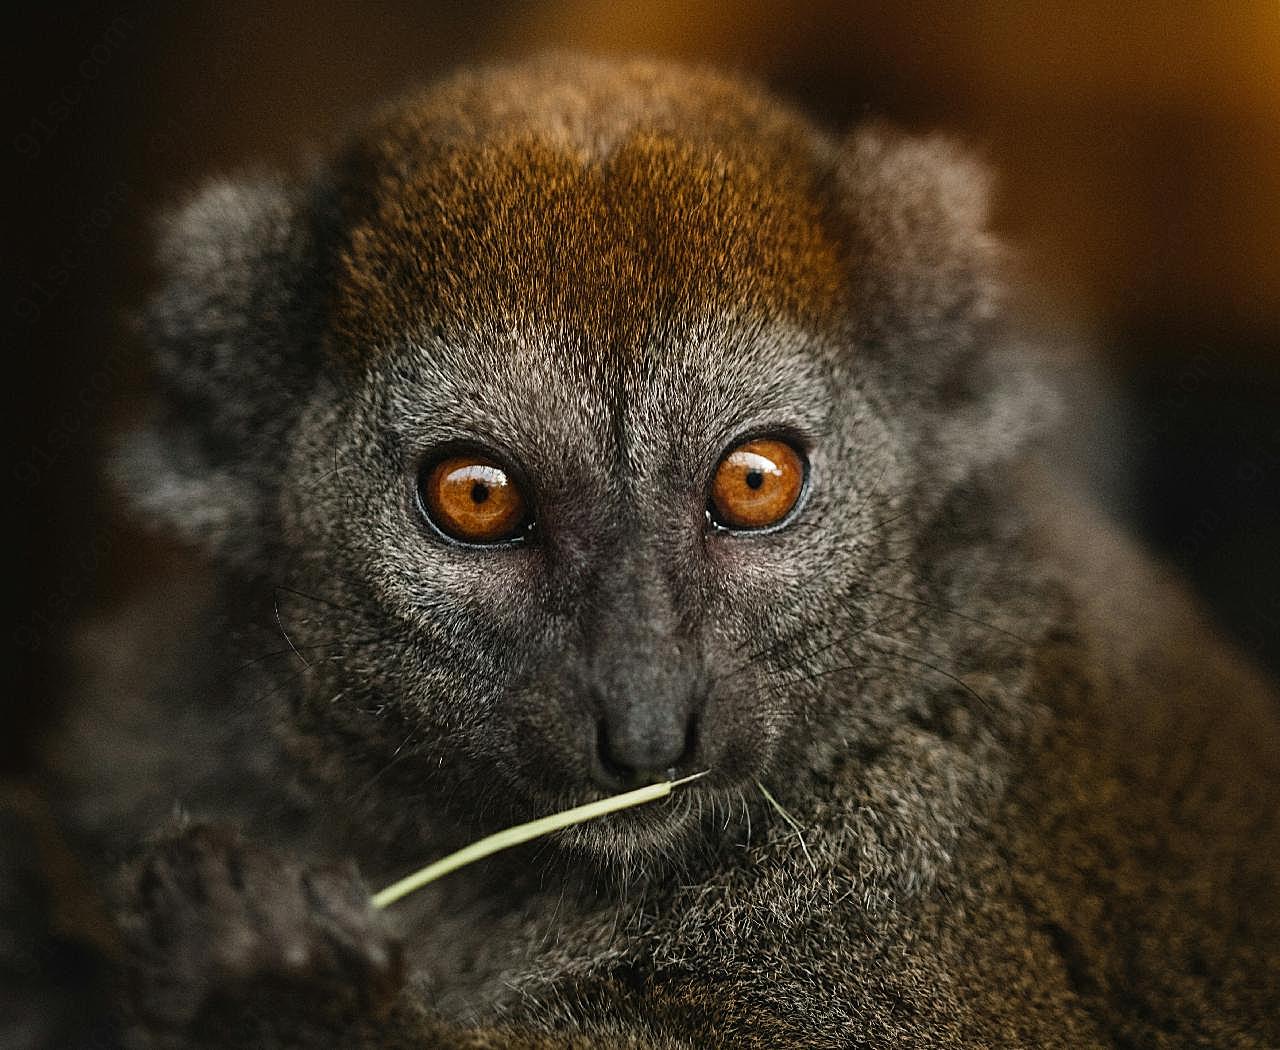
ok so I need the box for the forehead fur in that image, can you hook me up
[330,56,848,359]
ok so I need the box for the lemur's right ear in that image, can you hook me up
[115,173,335,570]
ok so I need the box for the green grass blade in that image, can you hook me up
[371,771,707,909]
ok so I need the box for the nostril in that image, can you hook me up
[595,714,699,787]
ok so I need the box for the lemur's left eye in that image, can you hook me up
[420,454,529,545]
[708,437,806,531]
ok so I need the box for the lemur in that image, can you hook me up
[44,54,1280,1047]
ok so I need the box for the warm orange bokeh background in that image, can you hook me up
[53,1,1278,362]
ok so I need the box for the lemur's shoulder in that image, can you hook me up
[1020,462,1280,741]
[1001,465,1280,1044]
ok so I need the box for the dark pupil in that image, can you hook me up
[745,470,764,490]
[470,481,490,504]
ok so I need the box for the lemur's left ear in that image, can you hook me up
[836,123,1001,362]
[114,173,334,570]
[837,125,1057,482]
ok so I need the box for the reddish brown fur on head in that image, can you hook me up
[330,56,850,361]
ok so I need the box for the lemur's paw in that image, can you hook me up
[119,823,403,1031]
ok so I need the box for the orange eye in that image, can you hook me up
[421,454,528,544]
[709,437,806,531]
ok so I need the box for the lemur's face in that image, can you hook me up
[313,311,898,826]
[171,63,1011,865]
[285,132,899,858]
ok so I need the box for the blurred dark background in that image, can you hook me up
[11,0,1280,766]
[5,3,1279,1043]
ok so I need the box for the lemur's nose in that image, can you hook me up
[584,548,703,789]
[594,711,699,789]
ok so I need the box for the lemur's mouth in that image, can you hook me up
[371,771,711,908]
[556,775,715,867]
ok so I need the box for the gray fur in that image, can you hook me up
[53,54,1280,1047]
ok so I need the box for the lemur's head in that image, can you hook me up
[123,56,1040,865]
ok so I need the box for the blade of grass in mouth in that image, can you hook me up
[371,770,709,909]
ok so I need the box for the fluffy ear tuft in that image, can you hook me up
[115,173,333,569]
[113,425,266,567]
[837,123,1002,356]
[837,126,1058,489]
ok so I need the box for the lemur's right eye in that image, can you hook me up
[420,454,529,545]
